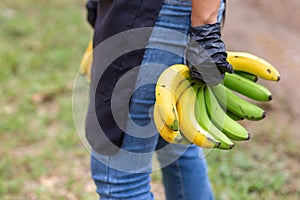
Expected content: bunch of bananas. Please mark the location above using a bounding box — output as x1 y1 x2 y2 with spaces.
154 52 280 150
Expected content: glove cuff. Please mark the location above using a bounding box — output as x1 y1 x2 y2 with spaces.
189 22 222 39
86 0 98 10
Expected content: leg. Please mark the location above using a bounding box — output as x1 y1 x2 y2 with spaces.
149 1 226 199
156 141 214 200
90 82 159 199
91 153 154 200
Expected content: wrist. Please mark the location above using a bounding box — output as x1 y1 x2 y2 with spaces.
189 22 221 40
191 14 217 27
191 0 220 27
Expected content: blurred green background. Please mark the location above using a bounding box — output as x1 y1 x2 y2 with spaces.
0 0 299 199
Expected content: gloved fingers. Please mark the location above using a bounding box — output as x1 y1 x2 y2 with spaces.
218 62 233 74
212 52 233 74
86 0 98 28
189 63 225 86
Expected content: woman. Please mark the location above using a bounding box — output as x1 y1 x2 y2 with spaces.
85 0 232 199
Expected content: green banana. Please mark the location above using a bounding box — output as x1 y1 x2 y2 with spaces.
226 110 244 121
204 86 250 141
212 84 266 121
223 73 272 102
195 86 235 150
234 71 258 82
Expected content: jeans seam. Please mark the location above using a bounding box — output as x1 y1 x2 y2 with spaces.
174 158 185 200
107 156 112 200
169 142 185 200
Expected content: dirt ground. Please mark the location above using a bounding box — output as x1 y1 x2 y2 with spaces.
224 0 300 138
152 0 300 198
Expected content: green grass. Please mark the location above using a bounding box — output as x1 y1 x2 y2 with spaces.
206 116 300 200
0 0 97 199
0 0 299 199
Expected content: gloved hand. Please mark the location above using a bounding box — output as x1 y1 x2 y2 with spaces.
86 0 98 28
185 22 233 85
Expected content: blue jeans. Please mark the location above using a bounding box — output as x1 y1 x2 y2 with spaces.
91 1 225 199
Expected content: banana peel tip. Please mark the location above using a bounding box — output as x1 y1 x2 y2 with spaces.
262 112 266 119
269 95 273 101
246 133 251 140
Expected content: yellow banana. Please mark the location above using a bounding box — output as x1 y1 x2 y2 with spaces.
227 51 280 81
155 85 179 131
174 78 198 100
176 84 220 148
155 64 191 131
79 39 93 83
153 104 184 144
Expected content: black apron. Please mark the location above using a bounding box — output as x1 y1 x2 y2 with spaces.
86 0 164 155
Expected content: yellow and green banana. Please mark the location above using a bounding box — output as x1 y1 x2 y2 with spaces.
153 51 280 150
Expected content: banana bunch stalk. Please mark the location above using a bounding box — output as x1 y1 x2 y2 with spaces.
154 52 280 150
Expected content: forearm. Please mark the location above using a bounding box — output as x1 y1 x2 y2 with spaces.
191 0 220 26
186 0 232 85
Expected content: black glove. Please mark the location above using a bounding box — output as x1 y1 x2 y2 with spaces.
185 22 233 85
86 0 98 28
